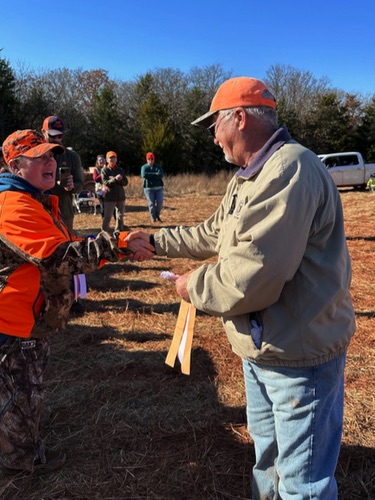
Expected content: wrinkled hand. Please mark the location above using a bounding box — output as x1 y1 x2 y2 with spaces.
175 270 195 303
125 230 156 261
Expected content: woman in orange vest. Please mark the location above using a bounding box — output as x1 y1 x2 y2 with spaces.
0 130 133 475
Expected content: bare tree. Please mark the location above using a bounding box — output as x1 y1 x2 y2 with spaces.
266 64 331 114
9 58 373 174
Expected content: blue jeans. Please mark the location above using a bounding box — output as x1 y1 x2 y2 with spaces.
242 351 346 500
144 188 163 220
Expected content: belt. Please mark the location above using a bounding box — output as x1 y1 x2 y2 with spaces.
19 339 37 349
0 334 36 349
0 337 37 365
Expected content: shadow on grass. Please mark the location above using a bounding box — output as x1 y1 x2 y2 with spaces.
0 329 253 499
0 323 373 499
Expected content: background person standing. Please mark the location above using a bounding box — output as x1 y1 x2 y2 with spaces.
101 151 128 235
93 154 106 219
42 116 84 234
141 152 164 223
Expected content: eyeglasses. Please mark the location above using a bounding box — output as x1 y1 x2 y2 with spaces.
207 112 226 138
207 110 233 138
207 121 217 138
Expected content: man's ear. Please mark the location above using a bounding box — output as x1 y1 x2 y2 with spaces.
234 107 247 131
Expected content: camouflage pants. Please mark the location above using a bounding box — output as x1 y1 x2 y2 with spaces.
0 337 50 471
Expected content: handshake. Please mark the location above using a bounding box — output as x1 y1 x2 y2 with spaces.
120 230 194 303
121 230 156 262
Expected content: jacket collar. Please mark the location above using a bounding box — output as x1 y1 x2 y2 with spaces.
237 126 291 180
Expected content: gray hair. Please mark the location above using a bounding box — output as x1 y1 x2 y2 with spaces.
219 106 278 129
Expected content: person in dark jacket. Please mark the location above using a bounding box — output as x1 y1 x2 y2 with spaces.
42 116 84 234
101 151 128 236
141 152 164 223
0 130 130 475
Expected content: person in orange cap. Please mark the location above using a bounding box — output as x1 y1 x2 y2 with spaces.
0 130 133 475
125 76 355 499
101 151 128 235
141 152 164 223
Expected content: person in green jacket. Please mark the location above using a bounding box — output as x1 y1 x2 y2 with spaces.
141 152 164 223
101 151 128 236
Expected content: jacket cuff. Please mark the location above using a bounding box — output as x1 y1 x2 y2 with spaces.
149 234 157 254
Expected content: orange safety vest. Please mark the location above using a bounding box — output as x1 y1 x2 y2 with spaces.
0 190 72 338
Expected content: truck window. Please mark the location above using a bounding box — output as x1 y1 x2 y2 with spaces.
325 158 339 168
336 155 359 166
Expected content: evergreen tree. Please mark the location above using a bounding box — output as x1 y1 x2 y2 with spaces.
135 74 182 172
0 52 17 141
87 84 125 164
358 96 375 161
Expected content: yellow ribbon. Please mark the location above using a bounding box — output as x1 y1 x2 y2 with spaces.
165 299 196 375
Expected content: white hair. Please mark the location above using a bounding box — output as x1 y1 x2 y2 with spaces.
219 106 278 129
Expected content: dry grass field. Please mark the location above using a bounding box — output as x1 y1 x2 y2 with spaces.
0 174 374 499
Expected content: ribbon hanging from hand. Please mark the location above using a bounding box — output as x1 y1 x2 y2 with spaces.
165 299 196 375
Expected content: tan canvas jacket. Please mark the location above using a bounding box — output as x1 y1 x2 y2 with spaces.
154 129 356 367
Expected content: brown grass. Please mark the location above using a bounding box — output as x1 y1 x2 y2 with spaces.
0 176 374 499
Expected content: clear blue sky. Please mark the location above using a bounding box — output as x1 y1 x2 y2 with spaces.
1 0 374 95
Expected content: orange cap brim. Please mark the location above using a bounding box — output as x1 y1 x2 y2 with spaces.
22 143 64 158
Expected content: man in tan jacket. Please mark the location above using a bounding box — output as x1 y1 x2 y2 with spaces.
126 77 355 500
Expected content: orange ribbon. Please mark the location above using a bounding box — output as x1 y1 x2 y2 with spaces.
165 299 196 375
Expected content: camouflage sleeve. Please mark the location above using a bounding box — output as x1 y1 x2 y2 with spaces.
40 231 122 276
31 232 126 335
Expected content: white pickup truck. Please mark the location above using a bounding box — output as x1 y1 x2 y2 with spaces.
318 151 375 189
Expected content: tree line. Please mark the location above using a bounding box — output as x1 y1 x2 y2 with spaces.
1 51 375 175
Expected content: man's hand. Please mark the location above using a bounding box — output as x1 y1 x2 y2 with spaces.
175 270 195 303
125 231 156 261
63 174 74 191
